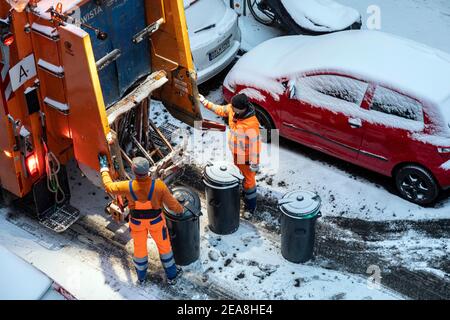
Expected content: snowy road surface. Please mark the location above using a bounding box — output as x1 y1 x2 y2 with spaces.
0 174 402 300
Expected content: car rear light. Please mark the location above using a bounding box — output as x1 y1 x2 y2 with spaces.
26 153 39 176
438 147 450 153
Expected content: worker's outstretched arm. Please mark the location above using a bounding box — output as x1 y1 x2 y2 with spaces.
98 154 130 196
158 180 184 214
101 171 130 196
199 94 230 118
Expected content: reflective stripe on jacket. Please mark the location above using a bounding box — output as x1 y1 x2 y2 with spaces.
204 100 261 164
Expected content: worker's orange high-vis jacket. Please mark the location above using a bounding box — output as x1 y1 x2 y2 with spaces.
203 100 261 166
101 171 183 213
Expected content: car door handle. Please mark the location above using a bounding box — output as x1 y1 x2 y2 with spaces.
348 118 362 128
283 122 298 129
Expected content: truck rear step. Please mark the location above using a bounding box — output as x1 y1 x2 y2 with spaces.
38 204 80 233
16 166 80 233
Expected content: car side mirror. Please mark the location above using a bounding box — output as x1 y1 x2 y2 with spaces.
288 81 296 99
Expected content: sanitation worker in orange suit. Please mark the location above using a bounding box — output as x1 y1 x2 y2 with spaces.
99 156 184 285
199 93 261 216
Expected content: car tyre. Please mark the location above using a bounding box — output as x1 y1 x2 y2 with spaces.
395 165 440 205
254 105 274 143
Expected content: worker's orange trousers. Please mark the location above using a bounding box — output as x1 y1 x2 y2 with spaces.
129 215 177 281
235 162 257 212
130 215 172 256
236 163 256 190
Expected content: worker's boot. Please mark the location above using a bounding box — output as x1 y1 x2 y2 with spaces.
243 205 257 220
243 187 257 220
137 278 147 286
167 267 183 286
243 194 257 219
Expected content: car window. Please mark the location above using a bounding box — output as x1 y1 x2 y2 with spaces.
443 98 450 132
369 86 424 122
295 75 368 108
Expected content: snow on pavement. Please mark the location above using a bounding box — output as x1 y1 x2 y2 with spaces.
191 214 402 300
238 14 284 52
0 192 402 300
219 0 284 52
340 0 450 54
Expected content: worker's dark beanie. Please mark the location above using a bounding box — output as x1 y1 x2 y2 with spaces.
132 157 150 178
231 93 249 110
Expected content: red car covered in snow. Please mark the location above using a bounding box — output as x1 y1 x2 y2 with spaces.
223 31 450 205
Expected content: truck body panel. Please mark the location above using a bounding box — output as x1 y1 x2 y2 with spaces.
0 0 202 232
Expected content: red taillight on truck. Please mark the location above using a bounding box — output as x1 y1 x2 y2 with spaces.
26 154 39 176
2 33 14 46
3 150 13 158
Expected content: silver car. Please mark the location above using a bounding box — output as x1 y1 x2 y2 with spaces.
185 0 241 84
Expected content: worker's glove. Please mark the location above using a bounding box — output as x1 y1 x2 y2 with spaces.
249 163 260 173
199 94 206 105
98 154 109 172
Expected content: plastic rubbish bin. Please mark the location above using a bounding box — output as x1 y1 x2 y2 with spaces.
203 161 243 235
278 190 322 263
164 186 202 266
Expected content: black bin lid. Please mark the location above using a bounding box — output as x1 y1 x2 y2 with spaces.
164 186 201 221
203 161 243 186
278 190 321 219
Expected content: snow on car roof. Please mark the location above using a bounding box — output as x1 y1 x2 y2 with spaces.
225 30 450 106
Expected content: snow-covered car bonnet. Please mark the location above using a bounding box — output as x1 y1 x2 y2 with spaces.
184 0 227 36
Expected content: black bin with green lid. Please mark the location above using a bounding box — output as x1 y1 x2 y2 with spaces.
278 190 322 263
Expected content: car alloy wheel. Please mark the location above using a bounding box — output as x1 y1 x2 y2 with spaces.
395 165 439 205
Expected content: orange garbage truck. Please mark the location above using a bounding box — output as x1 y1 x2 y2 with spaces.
0 0 202 232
